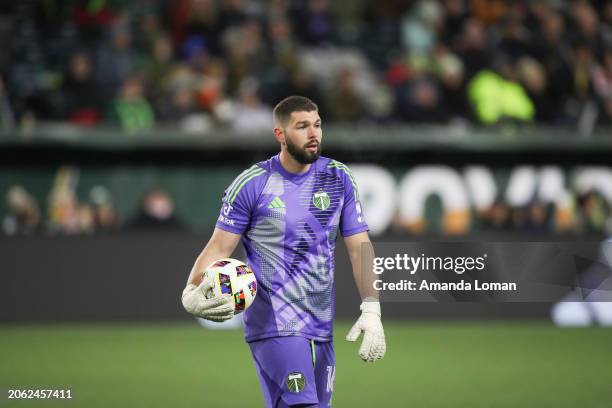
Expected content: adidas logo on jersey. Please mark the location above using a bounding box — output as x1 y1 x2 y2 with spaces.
268 196 285 209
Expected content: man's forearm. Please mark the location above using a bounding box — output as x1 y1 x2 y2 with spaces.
187 245 227 285
348 238 379 301
345 233 386 362
186 228 242 285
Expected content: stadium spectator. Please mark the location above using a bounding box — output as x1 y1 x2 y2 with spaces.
0 75 15 131
72 0 119 43
109 75 155 133
94 19 144 102
2 185 40 235
530 8 573 123
517 57 557 123
467 57 534 125
77 203 96 234
569 0 604 56
60 51 102 125
396 76 448 123
158 80 201 124
222 19 270 95
89 186 121 232
483 198 511 231
293 0 336 46
400 0 444 57
135 10 165 54
604 1 612 44
171 0 219 56
576 191 611 234
182 34 210 73
435 51 470 121
218 0 253 32
526 200 554 233
325 67 366 123
129 187 184 230
497 3 532 61
440 0 468 45
196 57 230 120
142 34 177 112
47 190 81 235
267 15 299 72
592 49 612 124
231 77 273 135
454 17 491 81
600 98 612 125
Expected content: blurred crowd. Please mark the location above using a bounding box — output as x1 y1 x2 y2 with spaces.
478 190 612 234
4 181 611 236
0 0 611 135
3 183 121 235
2 181 184 235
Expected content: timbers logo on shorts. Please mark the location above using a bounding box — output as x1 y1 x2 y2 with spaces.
286 372 306 393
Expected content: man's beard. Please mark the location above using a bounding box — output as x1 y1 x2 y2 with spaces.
286 136 321 165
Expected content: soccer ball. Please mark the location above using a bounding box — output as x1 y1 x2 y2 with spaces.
204 258 257 313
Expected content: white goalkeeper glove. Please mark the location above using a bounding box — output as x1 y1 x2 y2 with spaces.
346 300 386 362
181 275 235 322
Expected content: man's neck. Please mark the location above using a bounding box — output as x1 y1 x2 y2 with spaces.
279 150 311 174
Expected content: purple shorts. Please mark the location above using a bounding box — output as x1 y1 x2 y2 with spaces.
248 336 335 408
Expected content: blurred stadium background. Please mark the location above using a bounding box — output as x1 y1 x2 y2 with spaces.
2 0 612 406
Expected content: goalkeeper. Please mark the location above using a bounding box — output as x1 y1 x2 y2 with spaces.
181 96 385 407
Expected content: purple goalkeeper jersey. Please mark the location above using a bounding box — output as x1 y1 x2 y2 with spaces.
215 154 369 342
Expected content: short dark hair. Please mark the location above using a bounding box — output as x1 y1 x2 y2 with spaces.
273 96 318 126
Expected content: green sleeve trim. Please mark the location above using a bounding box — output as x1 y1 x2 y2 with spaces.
328 160 359 201
228 168 266 204
225 165 264 203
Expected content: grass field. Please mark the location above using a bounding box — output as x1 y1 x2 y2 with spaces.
1 321 611 408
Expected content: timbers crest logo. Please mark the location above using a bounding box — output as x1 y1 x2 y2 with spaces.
312 191 330 210
286 372 306 393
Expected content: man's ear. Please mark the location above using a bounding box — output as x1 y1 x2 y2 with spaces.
273 127 285 145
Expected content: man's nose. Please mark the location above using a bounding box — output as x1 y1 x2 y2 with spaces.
307 126 318 139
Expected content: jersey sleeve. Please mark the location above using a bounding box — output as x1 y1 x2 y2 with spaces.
337 162 369 237
215 165 266 234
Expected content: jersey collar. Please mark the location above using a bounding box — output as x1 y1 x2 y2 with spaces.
272 154 316 184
